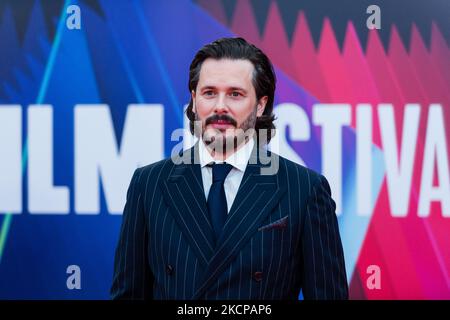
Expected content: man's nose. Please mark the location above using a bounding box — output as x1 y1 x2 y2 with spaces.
214 93 229 113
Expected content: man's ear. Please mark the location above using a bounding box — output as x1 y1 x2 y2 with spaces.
256 96 268 117
191 90 196 113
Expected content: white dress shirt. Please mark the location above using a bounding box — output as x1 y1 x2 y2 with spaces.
198 138 255 213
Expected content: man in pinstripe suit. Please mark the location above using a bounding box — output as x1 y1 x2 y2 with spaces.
111 38 348 300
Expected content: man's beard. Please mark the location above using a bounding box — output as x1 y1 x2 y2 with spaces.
196 108 257 155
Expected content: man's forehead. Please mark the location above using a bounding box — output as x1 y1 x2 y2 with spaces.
198 58 254 86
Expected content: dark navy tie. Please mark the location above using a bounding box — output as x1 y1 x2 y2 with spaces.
207 163 233 243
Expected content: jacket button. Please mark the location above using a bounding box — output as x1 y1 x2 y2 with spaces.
166 264 174 275
253 271 263 282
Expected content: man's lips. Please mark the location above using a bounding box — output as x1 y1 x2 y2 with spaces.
208 120 235 129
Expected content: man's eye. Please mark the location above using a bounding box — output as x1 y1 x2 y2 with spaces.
204 91 214 96
230 92 241 97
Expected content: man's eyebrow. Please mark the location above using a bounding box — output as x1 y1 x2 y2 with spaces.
199 85 216 91
229 87 247 93
199 85 248 93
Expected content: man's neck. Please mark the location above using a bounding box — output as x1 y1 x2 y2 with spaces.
202 136 254 162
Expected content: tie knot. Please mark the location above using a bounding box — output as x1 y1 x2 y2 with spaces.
210 163 233 183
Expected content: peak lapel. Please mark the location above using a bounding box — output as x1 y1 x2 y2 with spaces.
160 146 216 267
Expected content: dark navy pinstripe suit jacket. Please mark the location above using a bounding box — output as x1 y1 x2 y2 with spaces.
111 144 348 300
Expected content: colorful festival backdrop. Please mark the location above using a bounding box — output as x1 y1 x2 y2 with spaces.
0 0 449 299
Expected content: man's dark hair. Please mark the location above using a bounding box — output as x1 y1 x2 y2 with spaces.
186 37 276 143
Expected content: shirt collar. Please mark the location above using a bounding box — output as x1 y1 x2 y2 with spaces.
198 137 255 172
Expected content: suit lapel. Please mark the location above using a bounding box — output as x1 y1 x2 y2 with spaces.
160 145 216 267
193 146 287 299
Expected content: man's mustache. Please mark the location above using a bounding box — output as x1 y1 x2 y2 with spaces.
205 114 237 127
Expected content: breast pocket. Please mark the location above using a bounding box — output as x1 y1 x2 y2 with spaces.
258 215 288 232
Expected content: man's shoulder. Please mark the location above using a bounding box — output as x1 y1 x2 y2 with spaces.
133 148 195 181
135 156 176 178
274 152 325 189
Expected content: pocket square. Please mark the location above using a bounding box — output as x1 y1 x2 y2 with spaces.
258 215 288 231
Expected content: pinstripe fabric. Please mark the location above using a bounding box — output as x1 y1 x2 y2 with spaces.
111 144 348 300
